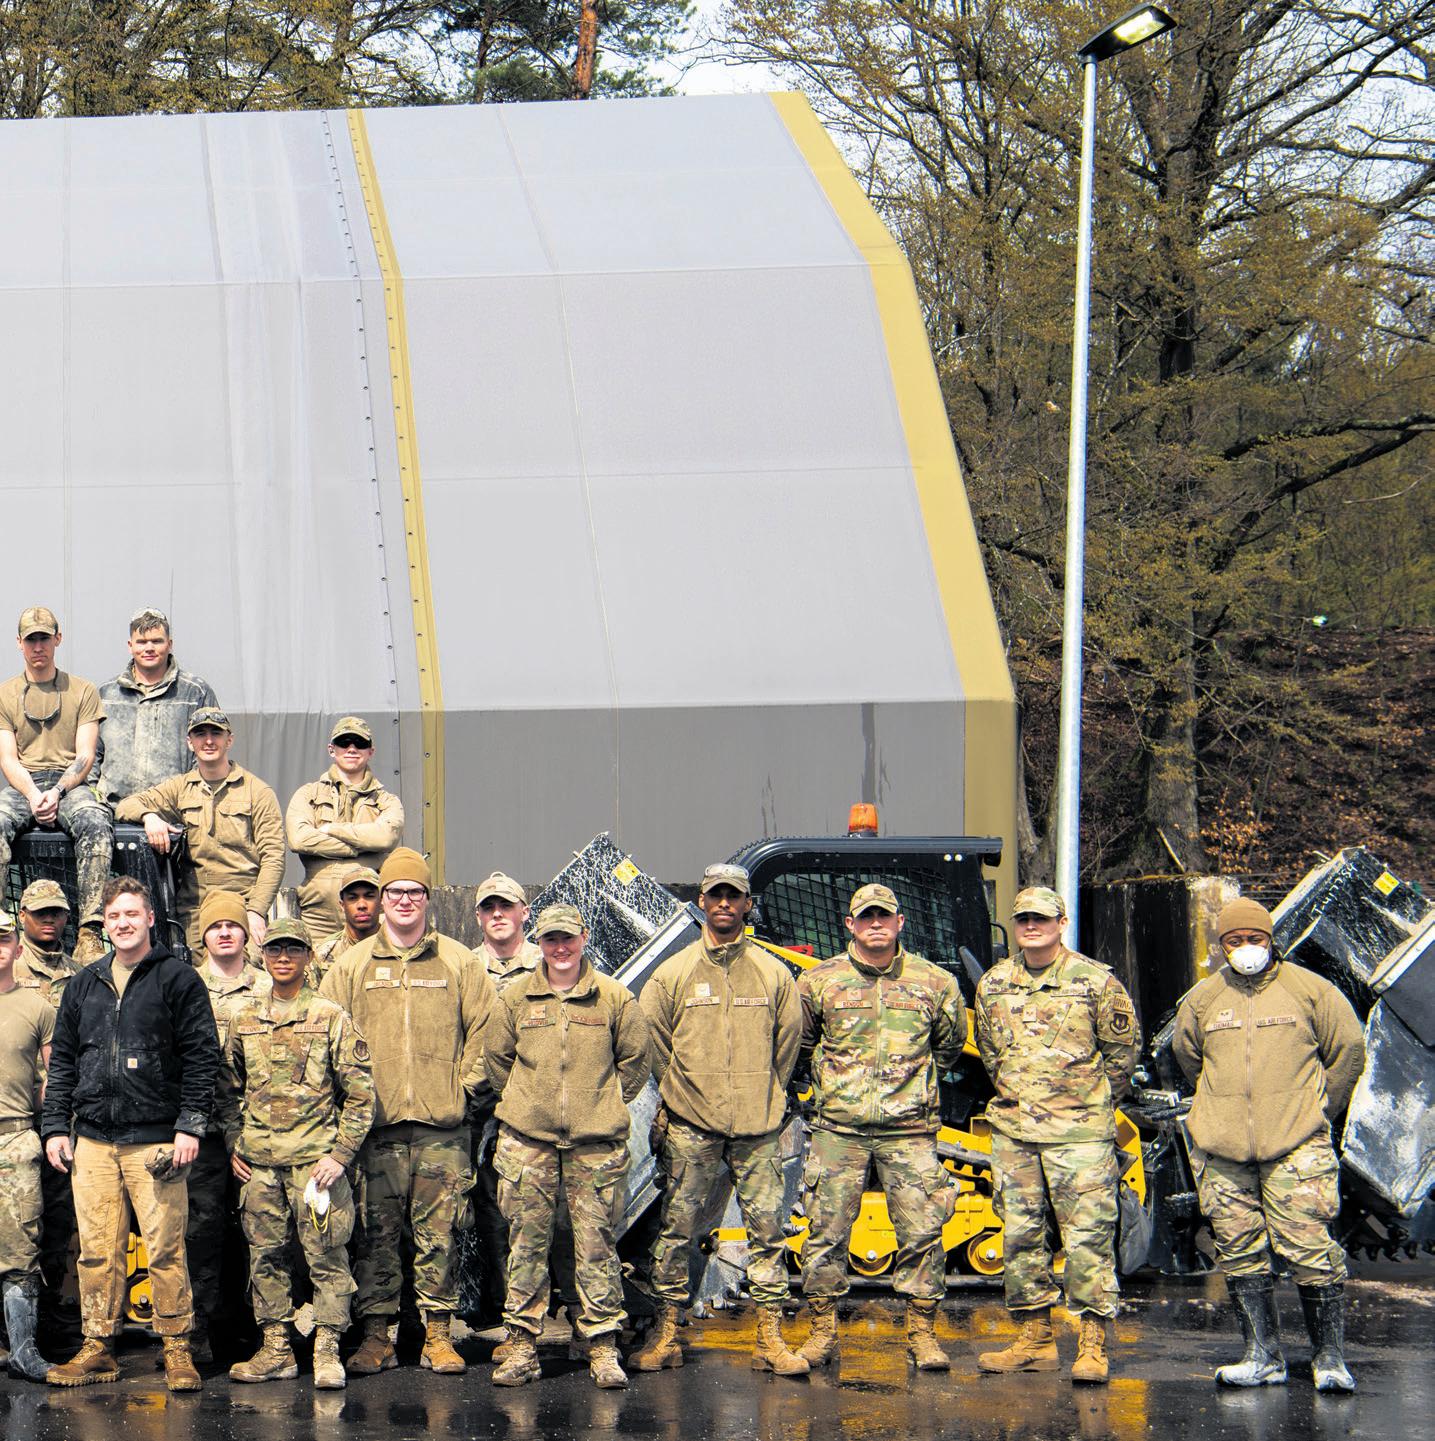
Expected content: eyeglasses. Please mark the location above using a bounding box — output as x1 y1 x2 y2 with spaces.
263 942 309 958
332 736 370 750
385 887 427 903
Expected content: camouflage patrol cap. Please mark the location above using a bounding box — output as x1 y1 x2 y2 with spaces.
262 917 313 951
1012 886 1065 919
476 872 526 906
849 883 900 916
534 903 585 938
329 716 373 745
700 863 751 896
188 706 231 733
20 878 69 913
18 606 59 637
338 864 381 896
0 909 15 935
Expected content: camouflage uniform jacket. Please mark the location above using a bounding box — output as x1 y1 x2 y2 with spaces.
216 984 375 1168
474 937 543 998
641 936 801 1137
1172 960 1364 1164
799 945 966 1136
200 959 272 1051
487 961 652 1148
975 946 1140 1144
285 768 404 905
15 937 78 1011
319 926 494 1129
309 927 371 986
96 659 217 805
115 764 287 918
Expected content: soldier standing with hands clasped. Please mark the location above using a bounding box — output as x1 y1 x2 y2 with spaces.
974 886 1140 1384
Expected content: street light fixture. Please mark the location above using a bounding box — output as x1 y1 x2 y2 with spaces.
1054 5 1176 948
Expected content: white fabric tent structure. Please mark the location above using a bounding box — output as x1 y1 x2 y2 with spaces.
0 93 1016 901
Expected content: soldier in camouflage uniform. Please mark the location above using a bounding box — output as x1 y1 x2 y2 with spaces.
1173 897 1365 1393
217 918 374 1390
485 904 651 1390
973 886 1141 1384
13 880 80 1343
320 848 494 1376
0 908 56 1380
186 890 271 1360
633 863 807 1377
796 883 966 1371
311 866 381 981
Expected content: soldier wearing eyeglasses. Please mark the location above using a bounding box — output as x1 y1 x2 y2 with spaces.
285 718 404 938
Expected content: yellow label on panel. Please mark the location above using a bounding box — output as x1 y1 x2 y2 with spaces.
612 859 640 886
1373 871 1399 896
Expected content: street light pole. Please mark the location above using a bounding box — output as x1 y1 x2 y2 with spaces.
1053 6 1175 949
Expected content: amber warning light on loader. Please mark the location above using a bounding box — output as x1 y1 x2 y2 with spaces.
848 804 879 837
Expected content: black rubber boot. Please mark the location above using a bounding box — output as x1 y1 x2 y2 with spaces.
1216 1275 1286 1387
3 1281 53 1382
1298 1283 1355 1393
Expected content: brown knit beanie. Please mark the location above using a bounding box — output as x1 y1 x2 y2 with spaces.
1216 897 1274 940
379 847 431 893
198 889 249 939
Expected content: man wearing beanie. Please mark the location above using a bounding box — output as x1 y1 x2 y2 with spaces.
974 886 1141 1384
320 847 494 1375
185 891 271 1360
1173 896 1365 1393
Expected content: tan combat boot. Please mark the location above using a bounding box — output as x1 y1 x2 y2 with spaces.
905 1298 951 1371
631 1304 684 1371
753 1304 810 1377
313 1326 346 1390
346 1316 397 1375
491 1331 541 1387
977 1306 1060 1373
229 1323 298 1383
798 1298 839 1368
589 1336 628 1389
47 1338 120 1387
1071 1315 1109 1384
162 1336 202 1391
420 1313 466 1374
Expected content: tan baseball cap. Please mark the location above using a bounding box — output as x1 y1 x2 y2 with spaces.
338 864 381 896
188 706 232 733
1012 886 1066 919
0 909 16 935
534 903 584 938
18 606 58 637
476 872 526 906
700 863 751 896
849 883 900 916
262 917 313 950
20 878 69 913
329 716 374 745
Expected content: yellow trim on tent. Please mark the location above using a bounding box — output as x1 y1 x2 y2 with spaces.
773 92 1017 917
346 108 447 883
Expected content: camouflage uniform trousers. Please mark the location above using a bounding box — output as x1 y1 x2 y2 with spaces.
0 1126 43 1283
800 1128 954 1302
0 772 113 927
652 1119 791 1307
990 1132 1120 1318
71 1138 192 1337
240 1163 357 1328
355 1123 473 1319
185 1134 249 1325
492 1125 628 1340
1190 1130 1345 1285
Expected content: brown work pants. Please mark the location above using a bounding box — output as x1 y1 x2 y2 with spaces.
71 1137 193 1337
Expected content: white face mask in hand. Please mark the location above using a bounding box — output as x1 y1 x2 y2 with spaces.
1228 944 1271 976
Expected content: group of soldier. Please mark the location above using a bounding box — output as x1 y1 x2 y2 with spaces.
0 602 1369 1398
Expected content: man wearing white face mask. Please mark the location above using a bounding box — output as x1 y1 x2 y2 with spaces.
1173 898 1364 1394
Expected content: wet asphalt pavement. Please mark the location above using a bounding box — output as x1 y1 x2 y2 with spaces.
4 1265 1429 1441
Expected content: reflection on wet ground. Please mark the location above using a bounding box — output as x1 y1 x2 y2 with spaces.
2 1267 1430 1441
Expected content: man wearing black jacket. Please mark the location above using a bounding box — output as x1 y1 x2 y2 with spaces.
40 876 219 1391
